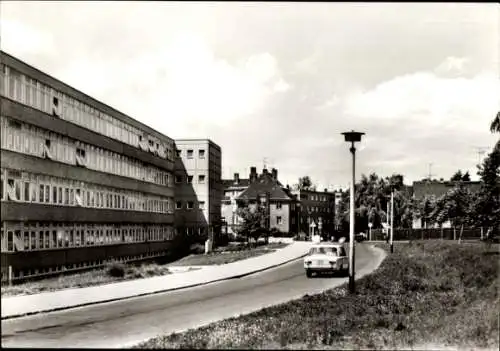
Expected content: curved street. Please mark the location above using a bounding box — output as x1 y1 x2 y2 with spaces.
1 243 383 348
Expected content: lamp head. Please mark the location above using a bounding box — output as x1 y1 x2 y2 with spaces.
341 130 365 143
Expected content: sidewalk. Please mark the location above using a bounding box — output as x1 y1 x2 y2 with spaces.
1 241 312 320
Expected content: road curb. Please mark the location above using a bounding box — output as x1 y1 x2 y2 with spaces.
1 251 309 321
125 244 387 349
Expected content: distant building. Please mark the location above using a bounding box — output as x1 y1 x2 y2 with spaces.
221 170 252 235
411 180 482 229
291 189 336 237
222 167 299 236
174 139 223 239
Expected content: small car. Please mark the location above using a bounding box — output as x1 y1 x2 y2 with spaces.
303 243 349 278
355 232 367 242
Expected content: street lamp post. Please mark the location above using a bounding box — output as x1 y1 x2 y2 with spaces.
341 130 365 294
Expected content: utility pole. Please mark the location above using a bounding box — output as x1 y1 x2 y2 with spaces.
427 163 435 180
390 190 394 253
474 147 488 166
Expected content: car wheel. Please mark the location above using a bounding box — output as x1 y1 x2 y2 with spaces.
306 269 312 278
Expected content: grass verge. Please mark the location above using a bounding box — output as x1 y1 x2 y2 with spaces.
135 241 499 350
167 242 289 267
1 242 289 298
1 262 177 298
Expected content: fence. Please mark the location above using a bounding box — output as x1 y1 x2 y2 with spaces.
370 227 486 241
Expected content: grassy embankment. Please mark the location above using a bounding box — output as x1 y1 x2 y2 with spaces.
1 242 289 298
136 241 499 350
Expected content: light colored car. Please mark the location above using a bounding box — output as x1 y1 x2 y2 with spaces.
303 243 349 278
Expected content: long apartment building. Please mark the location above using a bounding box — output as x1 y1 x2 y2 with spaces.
0 51 181 283
174 139 223 239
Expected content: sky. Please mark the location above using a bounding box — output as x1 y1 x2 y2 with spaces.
1 2 499 189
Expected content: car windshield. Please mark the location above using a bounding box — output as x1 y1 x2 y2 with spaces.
309 247 338 256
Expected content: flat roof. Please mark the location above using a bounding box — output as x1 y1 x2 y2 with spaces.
174 139 221 150
1 50 175 144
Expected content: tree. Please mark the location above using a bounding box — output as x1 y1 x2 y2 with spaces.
235 206 269 243
451 170 471 182
472 146 500 231
336 172 413 233
432 184 476 242
490 111 500 134
450 170 463 181
295 176 316 191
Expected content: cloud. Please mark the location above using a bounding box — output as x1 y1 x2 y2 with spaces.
343 67 500 134
1 2 497 187
0 19 56 56
56 33 291 138
434 56 470 77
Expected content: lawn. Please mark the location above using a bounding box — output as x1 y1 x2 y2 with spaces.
168 242 289 267
1 242 289 298
135 241 499 350
1 263 176 298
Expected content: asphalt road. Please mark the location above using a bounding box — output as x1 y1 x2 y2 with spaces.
1 243 381 349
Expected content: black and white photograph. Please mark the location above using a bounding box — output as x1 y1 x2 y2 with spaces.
1 1 499 349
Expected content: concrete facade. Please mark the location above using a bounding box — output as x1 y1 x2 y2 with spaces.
0 51 220 282
174 139 222 239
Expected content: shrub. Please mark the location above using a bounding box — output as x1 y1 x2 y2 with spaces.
294 232 308 241
215 233 230 247
190 243 206 255
107 262 126 278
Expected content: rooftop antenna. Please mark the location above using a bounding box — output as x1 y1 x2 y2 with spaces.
425 163 435 181
263 157 268 170
474 146 488 165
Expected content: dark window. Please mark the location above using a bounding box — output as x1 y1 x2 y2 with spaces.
187 150 193 158
24 183 30 202
199 150 205 158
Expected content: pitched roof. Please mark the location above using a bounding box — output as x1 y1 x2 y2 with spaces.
222 178 251 190
236 172 292 201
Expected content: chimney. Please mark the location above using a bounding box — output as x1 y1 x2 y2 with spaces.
250 167 257 182
234 173 240 184
271 168 278 180
324 188 328 193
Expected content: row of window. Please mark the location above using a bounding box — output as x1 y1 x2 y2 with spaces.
1 116 173 187
175 200 205 210
1 168 174 214
176 149 206 159
300 193 332 202
1 222 175 252
175 174 207 184
0 64 175 161
306 205 334 213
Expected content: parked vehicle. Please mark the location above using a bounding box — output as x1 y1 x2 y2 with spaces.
303 243 348 278
355 232 367 242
